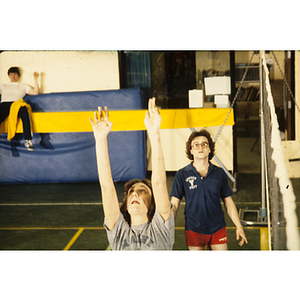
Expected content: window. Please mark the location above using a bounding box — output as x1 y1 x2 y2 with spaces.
119 51 196 108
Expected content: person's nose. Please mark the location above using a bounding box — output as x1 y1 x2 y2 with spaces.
132 190 139 197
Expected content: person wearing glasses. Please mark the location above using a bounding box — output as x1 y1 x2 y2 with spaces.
90 97 174 250
170 129 247 250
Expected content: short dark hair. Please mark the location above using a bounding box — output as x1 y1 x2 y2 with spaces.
7 67 20 76
185 129 215 161
120 178 155 225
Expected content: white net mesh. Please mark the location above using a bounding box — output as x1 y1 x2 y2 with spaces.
261 51 300 250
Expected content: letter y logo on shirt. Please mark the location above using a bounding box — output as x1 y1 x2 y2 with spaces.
185 176 197 190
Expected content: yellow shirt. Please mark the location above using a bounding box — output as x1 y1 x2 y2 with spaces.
7 99 32 140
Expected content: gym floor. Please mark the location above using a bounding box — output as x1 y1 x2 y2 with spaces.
1 137 300 251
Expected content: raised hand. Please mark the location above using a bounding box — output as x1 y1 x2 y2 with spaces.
144 97 161 135
90 106 112 139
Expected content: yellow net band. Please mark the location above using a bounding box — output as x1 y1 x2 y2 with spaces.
0 108 234 133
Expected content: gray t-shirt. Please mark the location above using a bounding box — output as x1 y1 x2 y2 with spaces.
104 207 175 250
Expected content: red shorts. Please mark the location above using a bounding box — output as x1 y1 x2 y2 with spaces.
185 227 228 247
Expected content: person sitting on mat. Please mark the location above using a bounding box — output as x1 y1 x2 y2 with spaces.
0 66 39 151
90 97 174 250
170 129 248 250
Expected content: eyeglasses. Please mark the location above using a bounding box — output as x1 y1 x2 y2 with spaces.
191 142 209 149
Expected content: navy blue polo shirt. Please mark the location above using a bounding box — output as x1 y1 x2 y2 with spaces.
170 162 232 235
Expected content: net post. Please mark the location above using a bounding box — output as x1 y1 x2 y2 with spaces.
260 51 267 215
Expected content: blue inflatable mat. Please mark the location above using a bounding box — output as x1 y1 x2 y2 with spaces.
0 88 147 185
23 88 147 112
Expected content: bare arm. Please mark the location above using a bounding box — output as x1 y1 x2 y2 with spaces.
90 106 120 230
171 196 181 220
144 97 171 221
27 72 40 95
223 196 248 246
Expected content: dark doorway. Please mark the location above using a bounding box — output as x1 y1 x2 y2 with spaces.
164 51 196 108
119 51 197 109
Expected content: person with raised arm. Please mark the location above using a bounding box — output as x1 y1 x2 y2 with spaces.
90 97 174 250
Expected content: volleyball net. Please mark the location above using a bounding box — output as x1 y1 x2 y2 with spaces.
261 51 300 250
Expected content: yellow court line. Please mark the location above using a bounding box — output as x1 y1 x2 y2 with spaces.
0 227 105 230
64 228 84 251
260 228 270 251
0 226 283 251
0 226 289 231
0 226 295 251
